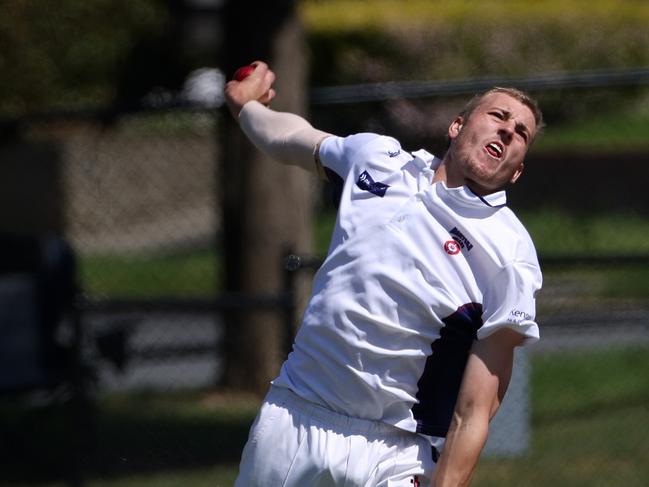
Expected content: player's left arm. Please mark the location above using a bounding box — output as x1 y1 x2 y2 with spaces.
432 327 524 487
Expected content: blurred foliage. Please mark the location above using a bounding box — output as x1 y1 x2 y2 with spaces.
301 0 649 131
0 0 167 116
301 0 649 84
3 0 649 119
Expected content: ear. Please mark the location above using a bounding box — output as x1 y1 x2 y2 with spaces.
510 162 525 184
448 116 464 140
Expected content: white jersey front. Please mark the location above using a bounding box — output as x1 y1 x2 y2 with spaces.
273 133 542 438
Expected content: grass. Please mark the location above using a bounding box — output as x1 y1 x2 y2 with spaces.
476 403 649 487
518 210 649 299
3 345 648 486
87 467 238 487
0 391 260 487
519 210 649 256
474 345 649 486
78 249 219 298
14 467 238 487
533 347 649 423
533 112 649 154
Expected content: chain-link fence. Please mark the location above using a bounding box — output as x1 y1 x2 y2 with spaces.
0 106 301 486
16 111 225 391
1 80 649 486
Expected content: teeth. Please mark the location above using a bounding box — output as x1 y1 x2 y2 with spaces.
487 143 502 157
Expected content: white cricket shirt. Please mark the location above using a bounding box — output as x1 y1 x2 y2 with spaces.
273 133 542 438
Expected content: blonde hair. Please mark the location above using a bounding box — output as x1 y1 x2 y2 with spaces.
460 87 545 137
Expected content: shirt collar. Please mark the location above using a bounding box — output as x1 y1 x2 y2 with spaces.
466 186 507 207
411 149 441 171
435 181 507 208
411 149 507 208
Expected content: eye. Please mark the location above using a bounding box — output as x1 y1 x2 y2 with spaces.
516 128 530 143
489 111 504 120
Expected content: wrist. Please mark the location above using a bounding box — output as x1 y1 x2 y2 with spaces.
237 100 262 119
225 99 244 120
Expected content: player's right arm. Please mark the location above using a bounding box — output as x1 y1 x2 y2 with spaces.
432 328 523 487
224 61 332 177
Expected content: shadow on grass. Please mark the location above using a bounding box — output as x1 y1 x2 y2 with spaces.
0 391 257 485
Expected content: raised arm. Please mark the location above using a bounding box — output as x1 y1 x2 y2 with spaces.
224 61 332 176
432 328 524 487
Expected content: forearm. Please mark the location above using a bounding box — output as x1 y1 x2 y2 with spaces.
432 328 522 486
238 100 331 174
433 409 489 486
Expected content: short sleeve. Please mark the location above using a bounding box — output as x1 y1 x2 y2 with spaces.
319 133 383 181
478 261 542 345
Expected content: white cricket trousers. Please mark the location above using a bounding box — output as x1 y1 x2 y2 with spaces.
234 386 436 486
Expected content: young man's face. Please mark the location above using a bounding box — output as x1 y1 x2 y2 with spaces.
446 92 537 196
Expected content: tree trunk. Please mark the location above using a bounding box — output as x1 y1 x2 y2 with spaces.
220 0 314 394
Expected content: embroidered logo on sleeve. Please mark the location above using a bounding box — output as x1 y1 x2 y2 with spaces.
356 170 390 197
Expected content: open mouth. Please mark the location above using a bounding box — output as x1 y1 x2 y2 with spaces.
485 142 504 160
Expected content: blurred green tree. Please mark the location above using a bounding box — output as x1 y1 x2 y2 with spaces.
0 0 166 116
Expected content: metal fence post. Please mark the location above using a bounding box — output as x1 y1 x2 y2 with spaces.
282 251 301 358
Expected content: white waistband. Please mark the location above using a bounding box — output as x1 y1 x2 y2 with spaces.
267 386 410 437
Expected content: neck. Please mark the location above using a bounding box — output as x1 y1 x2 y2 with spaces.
434 155 492 196
432 162 448 185
434 153 464 189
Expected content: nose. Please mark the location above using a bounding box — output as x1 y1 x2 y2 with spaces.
498 121 515 144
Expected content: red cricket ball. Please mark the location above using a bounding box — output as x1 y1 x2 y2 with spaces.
233 64 256 81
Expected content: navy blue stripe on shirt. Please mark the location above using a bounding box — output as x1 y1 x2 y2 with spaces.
467 187 506 208
412 302 483 437
324 167 344 208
